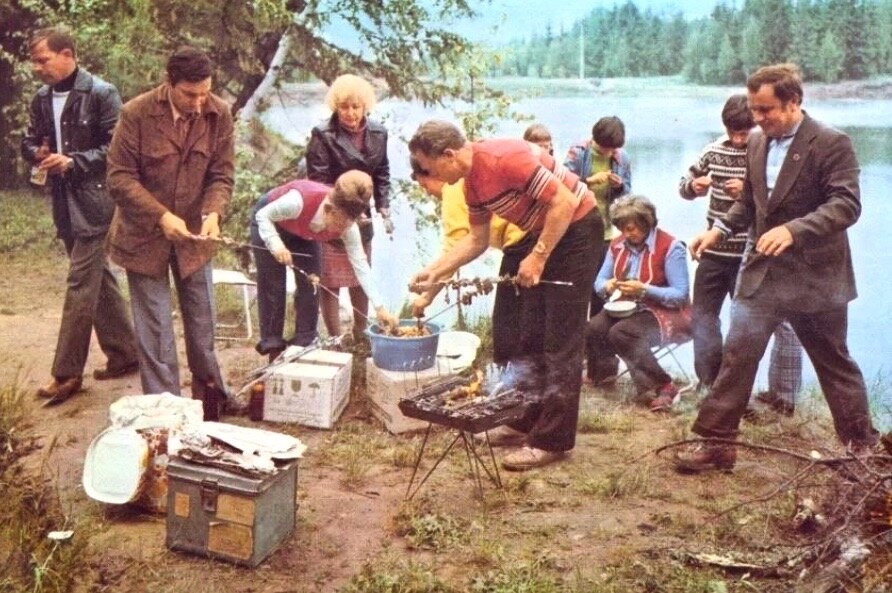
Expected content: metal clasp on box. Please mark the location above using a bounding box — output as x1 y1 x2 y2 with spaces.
200 478 219 513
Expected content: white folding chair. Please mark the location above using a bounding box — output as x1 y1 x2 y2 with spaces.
652 337 695 394
613 335 695 396
211 269 256 340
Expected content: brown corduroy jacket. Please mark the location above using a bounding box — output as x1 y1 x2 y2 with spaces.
106 84 234 279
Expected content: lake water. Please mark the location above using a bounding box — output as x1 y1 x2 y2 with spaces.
265 89 892 427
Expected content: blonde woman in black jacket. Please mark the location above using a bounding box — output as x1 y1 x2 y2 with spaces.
306 74 392 343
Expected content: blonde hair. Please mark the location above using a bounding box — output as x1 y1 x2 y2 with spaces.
325 74 377 113
330 170 373 218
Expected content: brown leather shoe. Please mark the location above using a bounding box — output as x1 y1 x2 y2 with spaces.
37 376 84 406
502 446 567 471
674 443 737 474
93 361 139 380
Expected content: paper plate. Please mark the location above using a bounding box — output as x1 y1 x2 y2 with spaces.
82 427 149 504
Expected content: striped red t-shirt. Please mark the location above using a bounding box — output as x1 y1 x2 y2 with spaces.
465 139 595 232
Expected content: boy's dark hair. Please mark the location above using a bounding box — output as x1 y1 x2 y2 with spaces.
30 27 77 57
721 94 755 131
166 46 213 86
591 116 625 149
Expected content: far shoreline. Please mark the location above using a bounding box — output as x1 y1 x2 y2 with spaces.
274 75 892 106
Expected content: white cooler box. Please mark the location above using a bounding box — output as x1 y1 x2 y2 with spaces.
365 358 460 434
263 350 352 429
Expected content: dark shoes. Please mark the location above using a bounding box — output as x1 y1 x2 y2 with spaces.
674 443 737 474
37 376 84 406
192 380 226 421
502 446 567 471
754 391 795 417
93 361 139 381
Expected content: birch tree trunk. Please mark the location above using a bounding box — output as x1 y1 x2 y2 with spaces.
237 26 293 124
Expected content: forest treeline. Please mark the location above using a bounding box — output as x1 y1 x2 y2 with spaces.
498 0 892 84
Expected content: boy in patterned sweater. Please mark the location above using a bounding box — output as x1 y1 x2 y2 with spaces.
680 95 802 413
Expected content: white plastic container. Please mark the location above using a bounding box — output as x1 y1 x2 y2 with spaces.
82 427 150 504
436 331 481 372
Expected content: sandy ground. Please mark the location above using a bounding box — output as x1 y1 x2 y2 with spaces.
0 252 417 592
2 248 854 592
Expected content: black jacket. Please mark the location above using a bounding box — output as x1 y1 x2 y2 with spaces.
22 68 121 239
306 115 391 242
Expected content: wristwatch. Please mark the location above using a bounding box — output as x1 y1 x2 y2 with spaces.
533 240 549 257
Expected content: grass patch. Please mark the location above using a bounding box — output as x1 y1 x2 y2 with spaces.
577 408 634 435
340 557 456 593
0 377 97 592
401 512 470 551
0 189 57 255
313 420 419 486
595 559 746 593
468 555 568 593
572 466 654 499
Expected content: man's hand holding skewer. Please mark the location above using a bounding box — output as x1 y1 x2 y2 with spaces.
412 293 432 318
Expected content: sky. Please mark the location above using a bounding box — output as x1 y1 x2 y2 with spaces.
464 0 728 43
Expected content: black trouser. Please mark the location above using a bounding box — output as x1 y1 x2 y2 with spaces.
588 238 612 319
492 234 535 364
693 298 877 447
585 309 670 394
509 210 605 452
250 204 321 354
691 253 740 386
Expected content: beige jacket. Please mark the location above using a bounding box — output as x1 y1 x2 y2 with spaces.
106 84 234 278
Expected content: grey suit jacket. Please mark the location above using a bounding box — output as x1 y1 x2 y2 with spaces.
725 113 860 312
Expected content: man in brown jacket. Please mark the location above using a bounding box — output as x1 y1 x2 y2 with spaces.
106 46 234 419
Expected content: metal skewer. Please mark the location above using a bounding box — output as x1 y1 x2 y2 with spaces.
190 234 313 257
422 275 573 287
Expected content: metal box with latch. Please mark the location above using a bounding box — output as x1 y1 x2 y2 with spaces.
165 456 297 566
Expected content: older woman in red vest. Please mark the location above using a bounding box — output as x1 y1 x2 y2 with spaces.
585 195 691 411
250 170 397 361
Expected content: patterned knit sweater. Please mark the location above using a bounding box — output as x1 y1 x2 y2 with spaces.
678 136 748 258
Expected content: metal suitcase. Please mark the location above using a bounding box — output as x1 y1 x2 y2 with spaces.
165 456 297 566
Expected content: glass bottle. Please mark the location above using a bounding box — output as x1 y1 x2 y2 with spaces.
248 381 265 421
29 136 51 186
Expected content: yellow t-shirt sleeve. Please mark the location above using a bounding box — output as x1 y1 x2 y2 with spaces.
440 181 471 253
441 179 526 252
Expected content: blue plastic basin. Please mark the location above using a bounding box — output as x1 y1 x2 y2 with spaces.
366 320 441 372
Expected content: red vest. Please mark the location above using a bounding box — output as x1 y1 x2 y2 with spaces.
609 228 691 344
266 180 341 242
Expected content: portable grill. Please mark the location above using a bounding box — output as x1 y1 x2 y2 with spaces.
398 367 535 499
